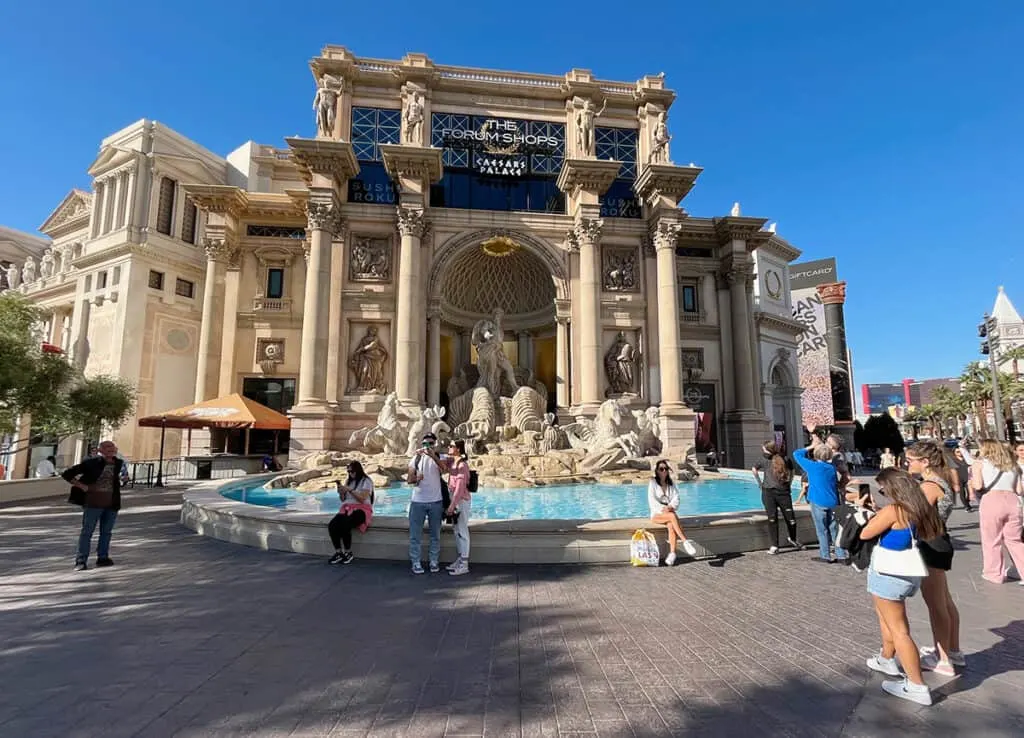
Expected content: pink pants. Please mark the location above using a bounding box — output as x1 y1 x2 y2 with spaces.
979 490 1024 583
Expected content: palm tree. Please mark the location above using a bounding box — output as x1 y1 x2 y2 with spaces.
930 385 969 438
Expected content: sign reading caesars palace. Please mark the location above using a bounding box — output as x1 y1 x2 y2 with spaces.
0 46 851 472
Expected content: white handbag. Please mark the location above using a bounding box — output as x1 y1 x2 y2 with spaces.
872 533 929 578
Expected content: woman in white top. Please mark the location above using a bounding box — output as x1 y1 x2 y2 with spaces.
968 440 1024 584
327 461 375 565
648 460 698 566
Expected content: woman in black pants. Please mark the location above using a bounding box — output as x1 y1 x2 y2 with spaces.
327 461 375 565
752 442 802 554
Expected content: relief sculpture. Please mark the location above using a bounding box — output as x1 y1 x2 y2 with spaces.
602 249 638 292
348 326 389 393
349 237 391 282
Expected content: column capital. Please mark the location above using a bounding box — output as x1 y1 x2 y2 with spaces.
201 236 240 267
396 206 428 238
720 261 755 288
816 281 847 305
306 199 345 235
650 219 683 252
571 216 604 246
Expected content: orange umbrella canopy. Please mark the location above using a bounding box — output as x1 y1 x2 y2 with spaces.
138 394 291 430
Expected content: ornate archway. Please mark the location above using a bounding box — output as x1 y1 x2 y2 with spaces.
763 348 803 452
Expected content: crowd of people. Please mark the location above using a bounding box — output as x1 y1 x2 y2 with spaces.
754 429 1024 707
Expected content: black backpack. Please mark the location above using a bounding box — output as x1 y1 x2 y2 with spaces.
467 469 478 493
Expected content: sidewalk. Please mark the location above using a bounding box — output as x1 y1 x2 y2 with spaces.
1 490 1022 737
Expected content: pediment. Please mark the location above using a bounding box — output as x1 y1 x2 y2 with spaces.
39 189 92 235
87 146 137 176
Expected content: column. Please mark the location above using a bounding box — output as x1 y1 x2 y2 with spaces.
727 265 756 410
555 314 570 408
90 181 103 238
103 177 116 233
574 217 604 410
71 298 92 370
195 240 232 402
394 207 426 405
297 198 342 406
427 309 441 407
217 264 241 396
124 168 137 234
817 281 855 428
325 234 345 406
517 331 531 371
113 172 126 230
653 220 684 407
458 330 471 370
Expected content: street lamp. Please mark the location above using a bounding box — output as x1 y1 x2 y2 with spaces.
978 313 1006 441
154 417 167 487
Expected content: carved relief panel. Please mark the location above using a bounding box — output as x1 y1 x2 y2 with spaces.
602 247 639 293
348 236 393 283
256 338 285 374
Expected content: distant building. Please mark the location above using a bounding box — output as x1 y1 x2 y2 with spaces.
990 287 1024 374
861 377 960 415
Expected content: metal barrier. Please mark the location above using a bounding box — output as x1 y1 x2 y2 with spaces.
126 457 187 487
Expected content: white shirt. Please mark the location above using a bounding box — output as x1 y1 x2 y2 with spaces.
35 459 56 478
409 453 443 503
647 480 680 518
981 460 1019 493
342 476 375 506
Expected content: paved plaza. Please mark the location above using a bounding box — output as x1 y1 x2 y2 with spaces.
2 489 1023 738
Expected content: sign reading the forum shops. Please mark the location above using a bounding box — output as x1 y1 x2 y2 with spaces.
432 114 564 177
789 258 838 427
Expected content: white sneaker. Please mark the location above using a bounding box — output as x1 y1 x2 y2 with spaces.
682 540 698 557
921 646 965 668
881 677 932 706
446 557 462 572
866 653 901 677
787 538 804 551
664 551 677 566
449 562 469 576
767 546 779 555
919 651 956 677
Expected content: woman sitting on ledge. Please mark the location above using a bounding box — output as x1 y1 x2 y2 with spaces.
327 461 375 566
648 460 698 566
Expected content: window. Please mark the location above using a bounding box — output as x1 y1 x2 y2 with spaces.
156 177 176 235
84 274 92 292
242 377 296 414
112 266 121 286
181 202 197 244
97 271 108 289
596 127 641 219
681 284 699 314
246 224 305 239
148 270 165 290
174 278 194 298
266 268 284 299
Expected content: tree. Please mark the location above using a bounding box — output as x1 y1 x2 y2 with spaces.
853 419 865 452
863 413 904 456
0 292 136 451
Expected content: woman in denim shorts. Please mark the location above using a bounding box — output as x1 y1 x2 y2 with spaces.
858 470 944 707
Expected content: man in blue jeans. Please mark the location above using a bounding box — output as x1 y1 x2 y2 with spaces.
407 432 444 574
62 441 125 571
793 429 848 564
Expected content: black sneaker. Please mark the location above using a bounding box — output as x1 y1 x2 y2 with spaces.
328 552 345 565
341 552 355 565
96 558 114 567
74 562 88 571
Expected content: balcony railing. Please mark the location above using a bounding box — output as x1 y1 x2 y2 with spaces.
680 310 706 325
252 297 292 312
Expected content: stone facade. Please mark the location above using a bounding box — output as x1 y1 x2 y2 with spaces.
2 47 809 469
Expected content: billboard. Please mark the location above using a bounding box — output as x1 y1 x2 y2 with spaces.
790 258 838 427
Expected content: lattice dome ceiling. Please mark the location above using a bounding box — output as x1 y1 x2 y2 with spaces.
441 242 556 318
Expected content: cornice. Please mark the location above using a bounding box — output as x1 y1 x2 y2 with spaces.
634 164 702 207
713 216 771 249
379 144 444 184
71 243 205 278
556 158 621 197
285 137 360 185
183 185 248 218
755 310 804 335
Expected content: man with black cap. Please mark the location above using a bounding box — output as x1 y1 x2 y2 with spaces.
407 432 444 574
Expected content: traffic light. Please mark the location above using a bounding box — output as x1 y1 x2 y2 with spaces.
980 340 990 355
978 321 988 338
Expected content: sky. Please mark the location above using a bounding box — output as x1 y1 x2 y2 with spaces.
1 1 1022 401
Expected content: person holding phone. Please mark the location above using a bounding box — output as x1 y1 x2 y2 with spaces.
408 432 444 574
648 460 698 566
327 461 374 565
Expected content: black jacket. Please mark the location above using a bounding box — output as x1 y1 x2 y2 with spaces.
62 456 124 510
833 504 877 572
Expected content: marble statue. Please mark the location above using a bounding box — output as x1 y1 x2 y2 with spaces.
39 250 55 279
6 263 20 290
633 406 662 456
348 391 406 455
573 97 606 157
402 87 425 145
349 238 390 281
313 74 344 138
603 251 636 292
649 111 670 164
563 399 641 473
541 413 569 453
454 387 497 442
472 311 518 398
347 326 389 393
604 331 636 396
406 405 450 456
21 257 36 285
730 202 741 217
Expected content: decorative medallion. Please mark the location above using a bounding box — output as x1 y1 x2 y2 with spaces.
764 269 783 300
481 235 521 258
256 338 285 374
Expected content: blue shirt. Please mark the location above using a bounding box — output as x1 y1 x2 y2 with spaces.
793 448 840 508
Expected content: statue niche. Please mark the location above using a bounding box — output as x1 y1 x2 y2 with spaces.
347 325 389 393
604 331 638 396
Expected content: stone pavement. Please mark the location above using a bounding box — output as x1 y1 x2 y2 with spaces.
1 489 1023 738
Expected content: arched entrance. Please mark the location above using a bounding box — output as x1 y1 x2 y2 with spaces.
763 350 802 453
428 231 569 411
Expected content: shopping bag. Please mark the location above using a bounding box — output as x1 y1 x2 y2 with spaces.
630 528 661 567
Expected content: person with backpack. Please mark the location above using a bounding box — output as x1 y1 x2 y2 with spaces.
327 461 375 565
752 441 802 554
443 439 474 576
408 432 445 574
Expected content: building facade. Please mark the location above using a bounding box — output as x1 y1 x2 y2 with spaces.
2 47 811 471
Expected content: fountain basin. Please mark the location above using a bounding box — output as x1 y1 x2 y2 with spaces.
181 475 818 564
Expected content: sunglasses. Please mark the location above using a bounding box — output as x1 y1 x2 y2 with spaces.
656 466 669 472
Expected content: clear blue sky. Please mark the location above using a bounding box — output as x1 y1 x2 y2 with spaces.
2 1 1022 397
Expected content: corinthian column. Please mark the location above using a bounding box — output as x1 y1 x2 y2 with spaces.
297 197 343 406
394 207 427 405
426 306 441 407
555 300 571 410
726 264 756 410
817 281 854 433
653 220 684 407
574 216 604 411
195 238 236 401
